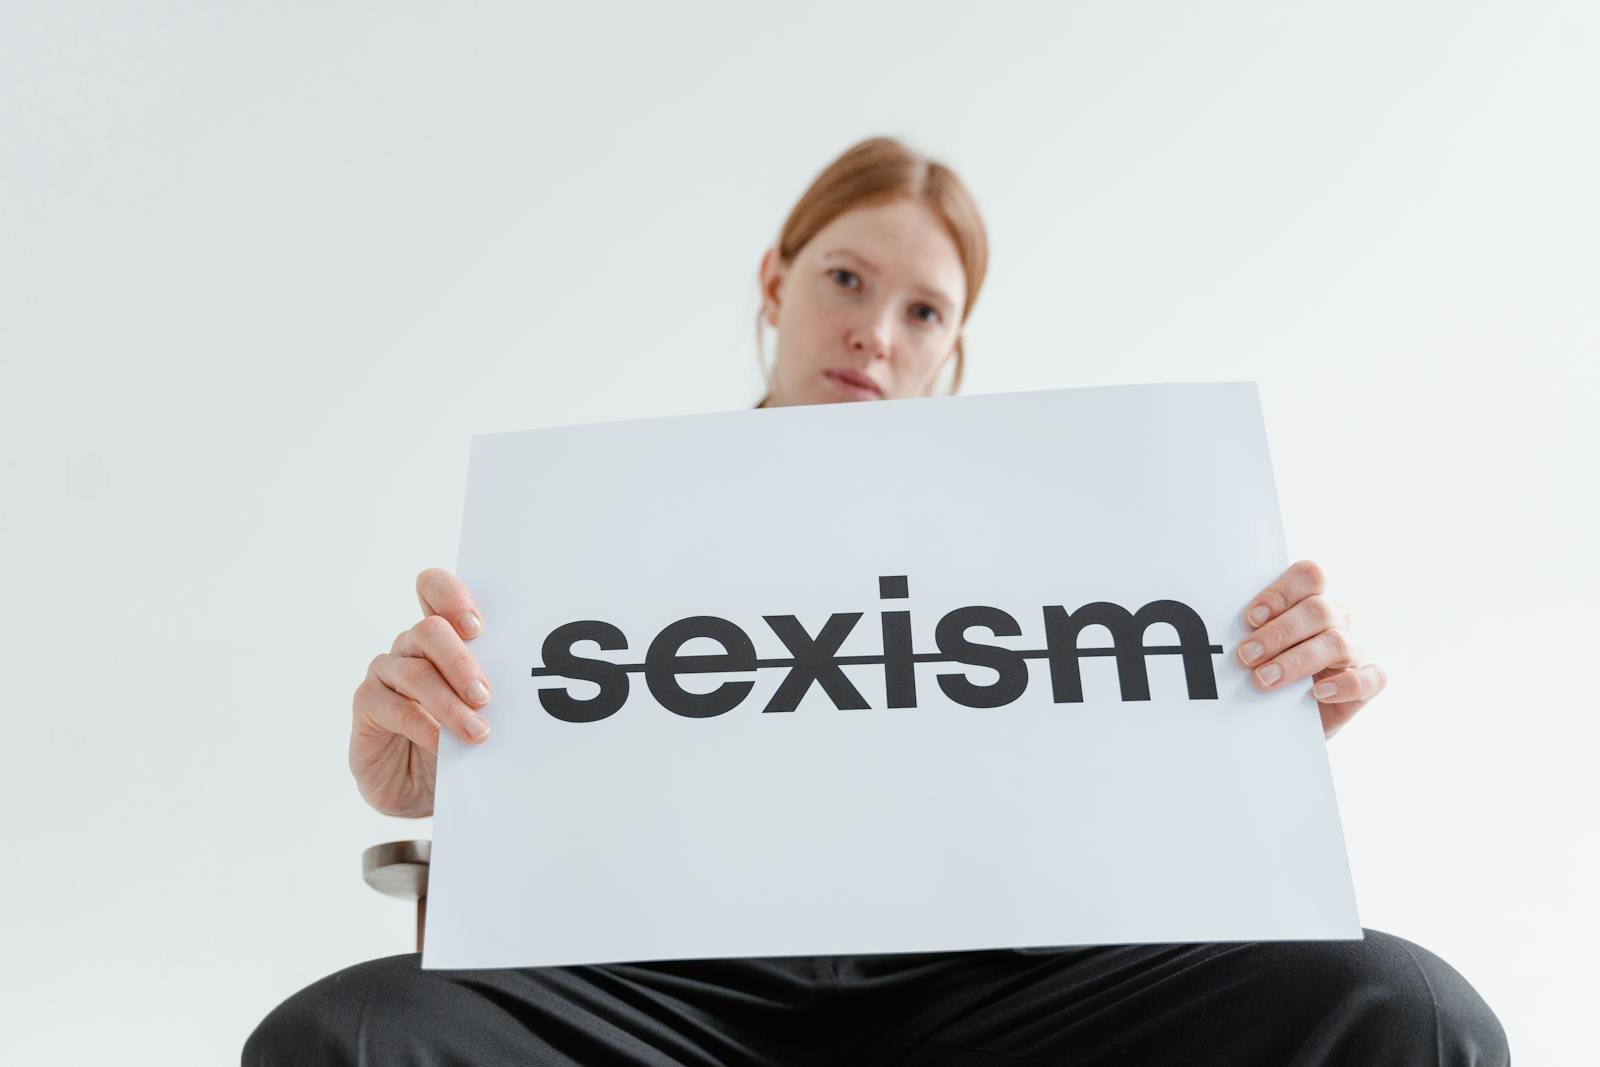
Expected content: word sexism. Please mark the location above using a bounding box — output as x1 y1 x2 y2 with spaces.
528 576 1226 723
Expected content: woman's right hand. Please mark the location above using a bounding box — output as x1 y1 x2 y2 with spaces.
349 567 494 817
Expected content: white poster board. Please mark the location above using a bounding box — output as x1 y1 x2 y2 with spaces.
423 382 1360 970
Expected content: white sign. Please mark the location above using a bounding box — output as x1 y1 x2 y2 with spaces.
423 382 1361 970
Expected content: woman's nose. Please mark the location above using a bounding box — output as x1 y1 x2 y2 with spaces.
848 309 894 360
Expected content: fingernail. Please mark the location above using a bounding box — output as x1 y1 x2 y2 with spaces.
461 613 482 638
1240 641 1264 664
465 713 491 740
1257 663 1282 685
467 680 491 705
1314 681 1338 699
1248 605 1269 625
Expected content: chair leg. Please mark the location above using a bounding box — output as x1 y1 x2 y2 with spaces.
416 895 427 954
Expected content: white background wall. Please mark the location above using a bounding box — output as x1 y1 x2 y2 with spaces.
3 2 1594 1062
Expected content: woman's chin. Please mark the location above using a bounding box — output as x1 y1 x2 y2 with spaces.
768 384 887 408
815 369 891 403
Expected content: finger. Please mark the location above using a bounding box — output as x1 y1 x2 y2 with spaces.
1311 664 1387 704
1315 665 1386 738
1237 594 1340 669
371 651 492 744
416 567 483 640
393 614 492 710
355 676 443 754
1243 559 1327 627
1247 626 1362 691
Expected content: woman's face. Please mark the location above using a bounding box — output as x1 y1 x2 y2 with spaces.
758 196 967 406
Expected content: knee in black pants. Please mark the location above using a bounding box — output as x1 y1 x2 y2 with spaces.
1249 928 1509 1065
243 953 428 1066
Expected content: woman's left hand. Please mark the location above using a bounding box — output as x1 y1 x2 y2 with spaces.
1235 559 1387 739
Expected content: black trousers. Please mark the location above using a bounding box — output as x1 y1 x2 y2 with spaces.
244 927 1509 1065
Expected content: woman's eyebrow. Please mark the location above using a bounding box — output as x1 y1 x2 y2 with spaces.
824 247 880 272
824 248 956 310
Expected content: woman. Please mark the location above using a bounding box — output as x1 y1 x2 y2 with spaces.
246 137 1508 1065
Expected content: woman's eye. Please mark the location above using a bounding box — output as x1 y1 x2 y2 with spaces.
913 304 942 325
829 268 859 289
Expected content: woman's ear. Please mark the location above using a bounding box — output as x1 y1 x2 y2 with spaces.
758 247 785 328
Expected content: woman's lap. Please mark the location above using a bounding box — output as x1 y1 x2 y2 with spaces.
243 927 1509 1066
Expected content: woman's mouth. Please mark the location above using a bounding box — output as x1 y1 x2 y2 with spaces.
823 368 884 399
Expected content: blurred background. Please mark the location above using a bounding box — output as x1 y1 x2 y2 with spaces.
2 1 1594 1062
